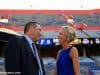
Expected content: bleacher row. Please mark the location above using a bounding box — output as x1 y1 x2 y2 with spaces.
0 13 100 26
41 30 100 38
79 57 100 75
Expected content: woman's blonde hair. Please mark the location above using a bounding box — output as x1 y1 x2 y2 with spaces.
62 25 77 43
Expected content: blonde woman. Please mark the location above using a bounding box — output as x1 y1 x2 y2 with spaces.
56 26 80 75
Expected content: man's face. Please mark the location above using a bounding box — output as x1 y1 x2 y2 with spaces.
31 24 42 41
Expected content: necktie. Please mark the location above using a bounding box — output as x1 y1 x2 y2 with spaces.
32 43 43 75
32 43 37 57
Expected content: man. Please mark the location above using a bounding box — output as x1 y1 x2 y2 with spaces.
5 22 45 75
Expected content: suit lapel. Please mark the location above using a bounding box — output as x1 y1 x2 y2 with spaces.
22 36 45 75
21 36 37 59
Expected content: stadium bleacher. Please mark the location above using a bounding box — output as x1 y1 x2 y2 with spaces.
0 13 100 26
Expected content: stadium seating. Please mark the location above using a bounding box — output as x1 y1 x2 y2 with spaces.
0 13 100 26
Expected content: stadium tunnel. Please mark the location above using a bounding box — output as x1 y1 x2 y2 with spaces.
0 28 21 58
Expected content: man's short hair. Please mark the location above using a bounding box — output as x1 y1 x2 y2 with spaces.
24 21 40 33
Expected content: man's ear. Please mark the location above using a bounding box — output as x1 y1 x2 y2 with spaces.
29 26 33 32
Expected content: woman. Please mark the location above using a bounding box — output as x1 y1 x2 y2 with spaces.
56 26 80 75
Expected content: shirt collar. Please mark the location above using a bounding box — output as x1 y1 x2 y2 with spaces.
24 35 34 45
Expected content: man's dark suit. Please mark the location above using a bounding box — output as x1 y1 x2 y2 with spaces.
4 36 45 75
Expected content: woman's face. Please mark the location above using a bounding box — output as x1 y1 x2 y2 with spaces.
58 28 68 45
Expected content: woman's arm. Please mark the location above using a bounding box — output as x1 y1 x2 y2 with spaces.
70 47 80 75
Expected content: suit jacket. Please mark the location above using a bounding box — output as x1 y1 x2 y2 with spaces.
4 36 45 75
